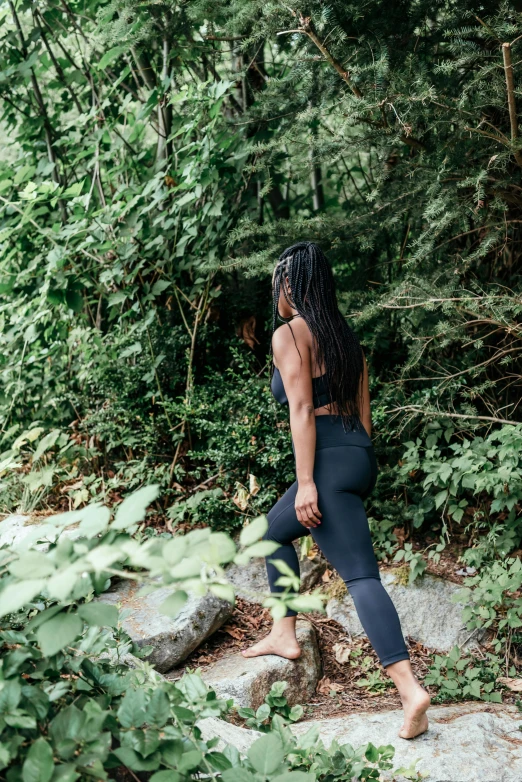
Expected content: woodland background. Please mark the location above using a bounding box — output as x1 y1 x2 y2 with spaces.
2 0 522 567
1 0 522 779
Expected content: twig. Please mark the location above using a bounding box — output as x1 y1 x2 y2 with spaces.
385 405 521 426
502 42 522 167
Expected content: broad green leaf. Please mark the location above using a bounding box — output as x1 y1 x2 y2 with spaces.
97 46 128 70
209 583 235 603
117 688 147 729
112 485 160 530
222 770 256 782
22 738 54 782
158 590 188 618
78 602 118 627
33 429 60 462
152 280 170 295
239 515 268 547
145 688 170 728
0 580 45 618
36 613 82 656
9 552 55 579
151 772 181 782
247 733 284 775
0 680 22 713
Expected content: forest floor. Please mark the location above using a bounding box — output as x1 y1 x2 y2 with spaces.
170 538 522 719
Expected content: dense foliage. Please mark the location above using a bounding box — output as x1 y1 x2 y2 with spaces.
2 0 522 774
0 490 423 781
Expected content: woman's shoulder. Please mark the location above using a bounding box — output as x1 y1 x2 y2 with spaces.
272 318 311 347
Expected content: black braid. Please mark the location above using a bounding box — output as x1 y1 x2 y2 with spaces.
270 241 364 431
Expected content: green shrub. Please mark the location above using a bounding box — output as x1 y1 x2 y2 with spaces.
424 645 503 704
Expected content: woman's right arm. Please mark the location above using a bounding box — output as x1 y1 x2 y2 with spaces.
358 351 372 438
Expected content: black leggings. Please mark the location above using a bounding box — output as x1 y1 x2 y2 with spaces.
264 415 410 668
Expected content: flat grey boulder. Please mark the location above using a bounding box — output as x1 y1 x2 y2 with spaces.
200 619 321 709
0 514 82 550
226 545 325 603
0 514 41 548
96 581 233 673
197 717 261 754
291 702 522 782
327 570 487 653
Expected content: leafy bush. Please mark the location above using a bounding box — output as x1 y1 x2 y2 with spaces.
0 425 95 514
394 421 522 578
424 645 503 704
0 486 413 781
167 348 295 533
451 557 522 656
238 681 304 732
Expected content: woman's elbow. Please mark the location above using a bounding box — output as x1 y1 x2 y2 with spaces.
290 400 315 420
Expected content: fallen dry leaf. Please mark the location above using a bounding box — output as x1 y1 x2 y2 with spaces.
233 486 249 511
316 676 345 695
332 642 351 664
249 473 261 496
223 627 244 641
497 676 522 691
322 569 332 583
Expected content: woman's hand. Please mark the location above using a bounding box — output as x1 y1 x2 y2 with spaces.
295 481 322 528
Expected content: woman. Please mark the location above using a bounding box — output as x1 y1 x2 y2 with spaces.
242 241 431 740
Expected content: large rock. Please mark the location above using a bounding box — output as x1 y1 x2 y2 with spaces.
226 545 326 604
197 717 261 754
0 514 43 548
200 619 321 709
0 514 82 550
291 702 522 782
96 581 233 673
327 570 487 653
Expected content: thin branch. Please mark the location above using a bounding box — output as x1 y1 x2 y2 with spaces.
385 405 520 427
502 42 522 167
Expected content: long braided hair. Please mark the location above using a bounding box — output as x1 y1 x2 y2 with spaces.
271 241 364 430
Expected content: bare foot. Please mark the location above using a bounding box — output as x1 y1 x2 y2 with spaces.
398 685 431 739
241 633 301 660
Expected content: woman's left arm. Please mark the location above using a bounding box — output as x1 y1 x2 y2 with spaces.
272 324 322 529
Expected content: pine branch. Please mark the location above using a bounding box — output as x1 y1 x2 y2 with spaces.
278 10 425 150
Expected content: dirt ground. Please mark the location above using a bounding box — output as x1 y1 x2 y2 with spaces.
168 540 522 719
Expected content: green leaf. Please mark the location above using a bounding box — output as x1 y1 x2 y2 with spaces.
22 738 54 782
222 770 257 782
112 747 160 771
434 490 448 510
158 590 188 618
0 580 45 619
206 752 233 771
272 773 315 782
36 613 82 656
247 733 284 775
97 46 128 70
364 742 379 762
112 485 160 530
0 680 22 713
151 280 171 295
177 749 202 773
209 583 235 603
145 688 170 728
9 552 55 579
117 688 147 729
33 430 61 462
78 602 118 627
239 515 268 547
151 772 180 782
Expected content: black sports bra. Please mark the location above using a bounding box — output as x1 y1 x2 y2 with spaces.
271 366 335 409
